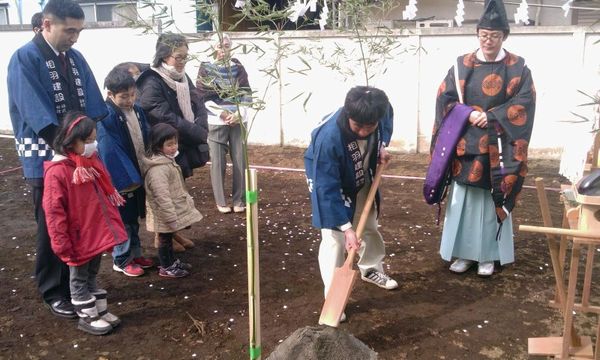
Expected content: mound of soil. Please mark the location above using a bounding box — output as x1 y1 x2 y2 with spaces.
267 326 377 360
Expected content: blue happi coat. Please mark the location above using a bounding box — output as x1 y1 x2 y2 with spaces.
304 106 393 229
7 40 105 179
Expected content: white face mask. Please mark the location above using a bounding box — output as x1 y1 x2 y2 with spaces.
165 150 179 160
82 140 97 158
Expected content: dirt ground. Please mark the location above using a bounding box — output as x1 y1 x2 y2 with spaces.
0 136 597 359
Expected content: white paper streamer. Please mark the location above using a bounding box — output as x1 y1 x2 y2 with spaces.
514 0 530 25
454 0 465 26
562 0 574 17
288 0 310 22
402 0 418 21
318 2 329 30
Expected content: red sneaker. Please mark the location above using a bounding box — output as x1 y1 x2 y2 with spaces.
112 263 144 277
132 257 154 269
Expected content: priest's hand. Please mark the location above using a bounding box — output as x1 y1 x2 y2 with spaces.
469 111 488 128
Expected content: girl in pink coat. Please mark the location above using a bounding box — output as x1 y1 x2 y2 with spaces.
43 112 127 335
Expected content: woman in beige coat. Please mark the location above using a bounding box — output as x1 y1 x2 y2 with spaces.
144 123 203 278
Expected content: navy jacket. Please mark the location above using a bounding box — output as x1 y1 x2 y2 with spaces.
97 101 149 222
304 106 393 229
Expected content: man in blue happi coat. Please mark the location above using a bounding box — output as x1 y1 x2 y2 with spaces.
7 0 106 318
305 86 398 321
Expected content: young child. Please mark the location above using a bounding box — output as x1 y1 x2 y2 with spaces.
43 112 127 335
97 66 156 277
144 123 203 278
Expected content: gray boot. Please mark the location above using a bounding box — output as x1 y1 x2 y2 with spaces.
72 296 112 335
91 289 121 327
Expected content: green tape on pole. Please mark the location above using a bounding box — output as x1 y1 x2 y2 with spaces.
249 346 262 359
246 190 258 204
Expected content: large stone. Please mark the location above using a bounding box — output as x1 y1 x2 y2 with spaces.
267 326 377 360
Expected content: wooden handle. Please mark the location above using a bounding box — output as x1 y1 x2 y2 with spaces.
519 225 600 239
344 162 387 267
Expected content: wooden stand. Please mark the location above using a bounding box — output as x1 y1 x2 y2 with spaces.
521 178 600 359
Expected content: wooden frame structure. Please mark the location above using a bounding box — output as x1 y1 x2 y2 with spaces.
520 178 600 359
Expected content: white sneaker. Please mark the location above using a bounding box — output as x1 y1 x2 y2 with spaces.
477 261 495 277
217 205 232 214
233 206 246 213
361 270 398 290
449 259 474 273
340 312 347 323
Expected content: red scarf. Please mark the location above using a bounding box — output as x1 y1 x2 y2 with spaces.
67 152 125 207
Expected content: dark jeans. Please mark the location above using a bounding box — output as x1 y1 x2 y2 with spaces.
29 178 70 303
157 232 174 268
112 222 141 268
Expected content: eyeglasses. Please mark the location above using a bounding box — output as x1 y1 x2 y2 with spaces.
169 55 191 63
478 33 503 41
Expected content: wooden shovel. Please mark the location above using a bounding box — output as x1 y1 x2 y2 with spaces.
318 162 387 327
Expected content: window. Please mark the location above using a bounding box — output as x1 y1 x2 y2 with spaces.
0 5 8 25
77 1 137 23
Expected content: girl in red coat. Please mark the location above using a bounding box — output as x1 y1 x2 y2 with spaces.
43 112 128 335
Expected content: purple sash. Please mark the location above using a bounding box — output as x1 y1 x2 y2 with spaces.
424 103 472 205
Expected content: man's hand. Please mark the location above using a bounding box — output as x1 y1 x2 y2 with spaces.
225 112 241 126
344 228 360 252
378 145 391 166
220 110 231 121
469 111 488 128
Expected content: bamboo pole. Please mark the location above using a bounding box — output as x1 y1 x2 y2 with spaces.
246 169 261 360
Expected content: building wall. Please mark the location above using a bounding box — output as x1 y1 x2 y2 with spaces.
1 26 599 158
